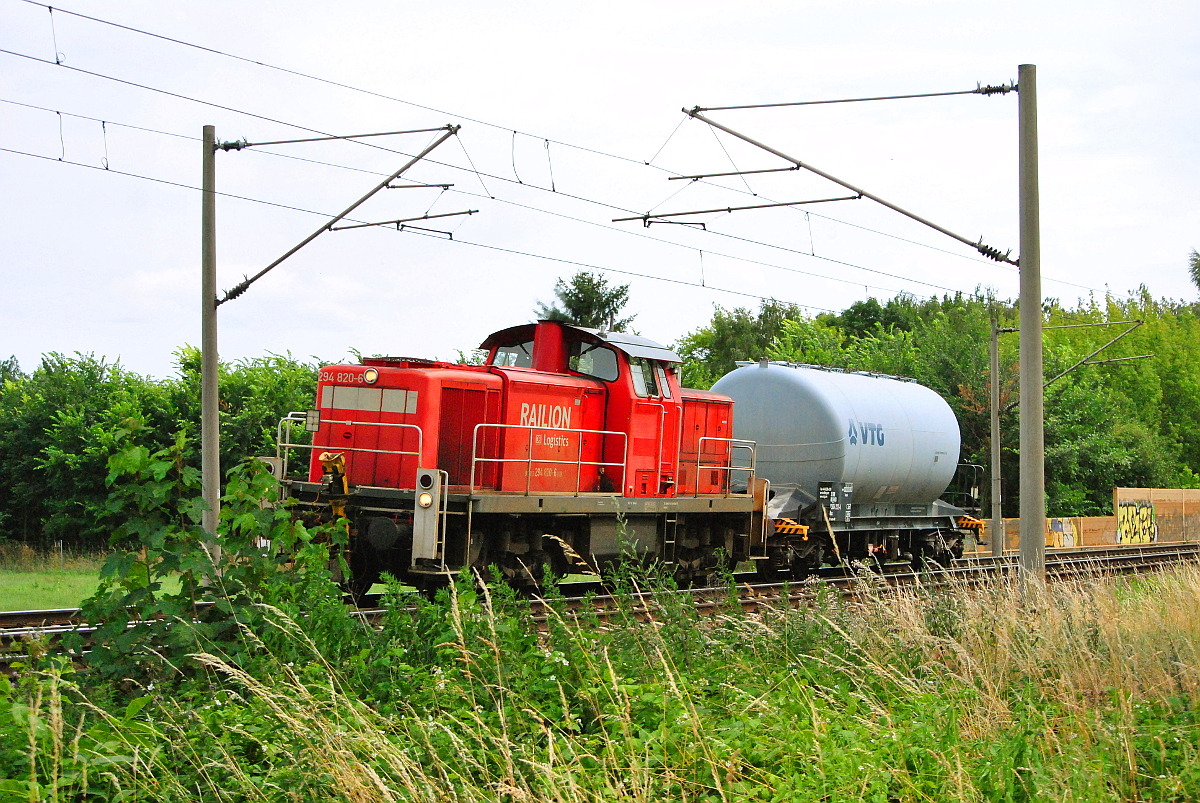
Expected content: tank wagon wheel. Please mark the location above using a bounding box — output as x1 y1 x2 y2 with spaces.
791 544 826 581
909 530 958 572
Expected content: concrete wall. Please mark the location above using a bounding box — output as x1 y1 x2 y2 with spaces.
968 487 1200 553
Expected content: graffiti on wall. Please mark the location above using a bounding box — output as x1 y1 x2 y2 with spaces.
1117 502 1158 544
1047 518 1077 548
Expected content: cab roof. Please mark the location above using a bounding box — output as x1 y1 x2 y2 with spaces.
479 321 683 364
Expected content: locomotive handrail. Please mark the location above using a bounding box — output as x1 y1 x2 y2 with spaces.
469 423 628 496
276 412 424 481
692 437 757 496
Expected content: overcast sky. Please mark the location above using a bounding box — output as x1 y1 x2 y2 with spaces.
2 0 1197 379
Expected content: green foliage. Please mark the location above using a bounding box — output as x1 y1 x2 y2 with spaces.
0 354 177 545
1189 248 1200 294
0 355 21 385
681 285 1200 517
534 270 636 331
63 437 347 687
24 552 1200 802
0 658 135 801
0 349 322 549
170 347 322 475
675 299 806 388
6 461 1200 800
820 293 922 337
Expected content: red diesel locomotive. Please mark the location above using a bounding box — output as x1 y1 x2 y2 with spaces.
279 320 767 592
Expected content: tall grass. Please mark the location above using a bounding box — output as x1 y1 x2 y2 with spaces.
0 543 107 574
6 563 1200 801
0 544 110 612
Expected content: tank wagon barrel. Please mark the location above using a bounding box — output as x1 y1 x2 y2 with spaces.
712 360 980 576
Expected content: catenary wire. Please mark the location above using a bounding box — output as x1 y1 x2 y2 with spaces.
4 38 1091 297
0 47 642 218
0 93 942 296
0 145 833 311
5 142 1113 319
6 1 1094 290
13 0 652 167
7 83 1094 301
402 228 833 311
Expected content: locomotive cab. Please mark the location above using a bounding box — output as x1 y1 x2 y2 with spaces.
279 320 763 594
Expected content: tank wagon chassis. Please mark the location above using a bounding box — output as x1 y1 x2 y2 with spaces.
756 488 981 580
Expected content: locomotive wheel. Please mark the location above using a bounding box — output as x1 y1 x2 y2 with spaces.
347 542 383 602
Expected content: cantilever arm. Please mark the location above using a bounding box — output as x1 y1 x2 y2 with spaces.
218 125 460 305
686 109 1016 265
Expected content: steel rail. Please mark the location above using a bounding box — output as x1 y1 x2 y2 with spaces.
4 542 1197 663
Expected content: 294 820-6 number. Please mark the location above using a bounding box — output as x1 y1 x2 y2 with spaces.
319 371 366 384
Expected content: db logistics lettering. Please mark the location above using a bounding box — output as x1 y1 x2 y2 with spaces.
520 402 573 430
847 419 885 446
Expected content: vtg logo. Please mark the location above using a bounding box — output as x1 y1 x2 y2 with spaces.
847 419 885 446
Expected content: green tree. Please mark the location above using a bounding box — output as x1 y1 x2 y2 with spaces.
0 354 177 545
0 356 20 385
170 347 321 474
534 271 635 331
0 349 325 548
676 299 806 388
1189 249 1200 294
818 294 921 337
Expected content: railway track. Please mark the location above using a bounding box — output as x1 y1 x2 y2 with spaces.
3 541 1197 665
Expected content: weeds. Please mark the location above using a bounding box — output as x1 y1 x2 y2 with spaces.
5 482 1200 802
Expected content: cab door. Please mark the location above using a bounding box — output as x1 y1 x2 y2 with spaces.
625 357 680 497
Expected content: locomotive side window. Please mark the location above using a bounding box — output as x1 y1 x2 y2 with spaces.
492 340 534 368
629 357 661 398
568 341 619 381
654 363 673 399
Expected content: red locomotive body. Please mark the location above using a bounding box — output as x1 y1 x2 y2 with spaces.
283 320 765 592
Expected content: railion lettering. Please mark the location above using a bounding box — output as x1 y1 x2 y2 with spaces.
520 402 573 430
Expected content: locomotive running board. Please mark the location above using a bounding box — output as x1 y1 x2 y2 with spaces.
283 480 758 516
466 494 757 515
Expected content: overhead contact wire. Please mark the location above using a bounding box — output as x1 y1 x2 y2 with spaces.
0 144 830 311
0 95 979 297
0 97 904 294
15 0 651 167
6 6 1090 288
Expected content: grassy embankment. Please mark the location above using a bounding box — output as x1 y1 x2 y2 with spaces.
0 544 106 611
6 560 1200 801
0 545 185 611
